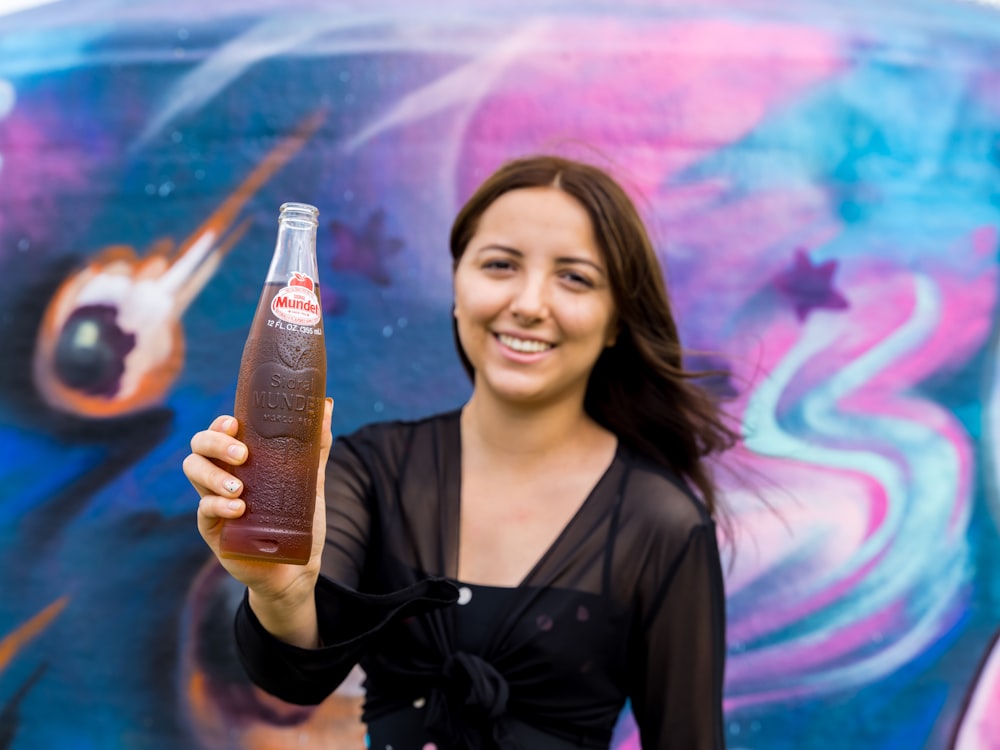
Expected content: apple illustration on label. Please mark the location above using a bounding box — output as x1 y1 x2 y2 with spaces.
289 272 315 292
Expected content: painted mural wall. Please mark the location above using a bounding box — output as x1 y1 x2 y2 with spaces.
1 0 999 748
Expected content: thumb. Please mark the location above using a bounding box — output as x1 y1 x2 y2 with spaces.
318 397 334 462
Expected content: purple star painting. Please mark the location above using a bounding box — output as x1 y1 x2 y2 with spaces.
329 209 404 288
772 248 850 322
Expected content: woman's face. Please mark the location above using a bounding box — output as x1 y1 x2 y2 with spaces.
453 186 618 410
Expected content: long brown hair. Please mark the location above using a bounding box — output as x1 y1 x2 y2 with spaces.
449 155 739 518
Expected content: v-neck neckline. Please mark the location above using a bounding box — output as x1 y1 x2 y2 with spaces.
447 411 622 590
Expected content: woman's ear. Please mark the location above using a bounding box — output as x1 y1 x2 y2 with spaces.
605 319 621 348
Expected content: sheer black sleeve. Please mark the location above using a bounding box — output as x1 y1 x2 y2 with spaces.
234 574 459 704
233 428 459 705
628 520 727 749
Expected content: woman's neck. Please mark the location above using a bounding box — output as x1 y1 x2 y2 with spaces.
460 391 607 464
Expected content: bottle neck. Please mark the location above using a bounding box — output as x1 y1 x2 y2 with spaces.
265 204 320 286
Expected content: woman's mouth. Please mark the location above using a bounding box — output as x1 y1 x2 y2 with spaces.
496 333 555 354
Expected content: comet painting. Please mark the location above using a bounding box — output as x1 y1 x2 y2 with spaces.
31 112 323 420
2 1 1000 749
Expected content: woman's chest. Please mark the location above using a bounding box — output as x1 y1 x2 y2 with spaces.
456 453 616 587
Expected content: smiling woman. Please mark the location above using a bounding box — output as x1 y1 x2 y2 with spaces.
184 154 739 749
452 186 618 412
449 157 737 519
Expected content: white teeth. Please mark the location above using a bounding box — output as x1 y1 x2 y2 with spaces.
498 334 553 353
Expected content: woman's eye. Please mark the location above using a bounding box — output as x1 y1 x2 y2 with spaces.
561 271 595 288
482 259 514 271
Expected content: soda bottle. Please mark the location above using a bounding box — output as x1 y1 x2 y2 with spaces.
219 202 326 565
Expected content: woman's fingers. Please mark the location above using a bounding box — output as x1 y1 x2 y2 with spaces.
184 415 247 500
209 414 238 433
189 417 247 465
196 494 244 553
198 493 246 521
183 453 244 499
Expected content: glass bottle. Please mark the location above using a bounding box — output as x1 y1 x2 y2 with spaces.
220 202 326 565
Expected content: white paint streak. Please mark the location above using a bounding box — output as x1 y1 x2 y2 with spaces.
0 0 61 18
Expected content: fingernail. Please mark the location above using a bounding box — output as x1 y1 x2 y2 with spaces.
227 444 247 460
222 418 236 432
223 479 241 494
227 500 243 511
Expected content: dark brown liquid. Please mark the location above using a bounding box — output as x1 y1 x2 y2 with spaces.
219 282 327 564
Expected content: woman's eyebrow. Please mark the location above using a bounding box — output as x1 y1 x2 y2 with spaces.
476 244 522 256
476 244 607 276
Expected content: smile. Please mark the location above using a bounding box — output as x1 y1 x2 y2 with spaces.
496 333 555 354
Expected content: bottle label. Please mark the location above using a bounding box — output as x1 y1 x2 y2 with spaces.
246 362 324 439
271 272 322 326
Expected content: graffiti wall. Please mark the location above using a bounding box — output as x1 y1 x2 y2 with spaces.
2 0 999 747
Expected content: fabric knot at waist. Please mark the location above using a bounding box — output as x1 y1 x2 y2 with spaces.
444 651 509 717
424 651 517 749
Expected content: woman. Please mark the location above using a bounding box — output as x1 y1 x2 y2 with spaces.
184 155 737 749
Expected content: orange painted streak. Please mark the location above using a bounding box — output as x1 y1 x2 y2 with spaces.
240 693 366 749
176 109 326 261
214 218 252 258
145 237 176 258
135 239 177 280
86 245 140 267
187 670 228 738
0 597 69 673
175 217 253 309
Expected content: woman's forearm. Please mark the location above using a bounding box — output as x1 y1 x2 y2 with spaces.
247 587 321 649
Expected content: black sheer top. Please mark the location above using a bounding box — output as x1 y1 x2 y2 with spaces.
234 410 727 749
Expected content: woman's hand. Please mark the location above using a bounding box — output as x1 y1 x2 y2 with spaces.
183 398 334 646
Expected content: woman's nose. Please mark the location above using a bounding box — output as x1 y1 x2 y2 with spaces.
508 274 549 323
